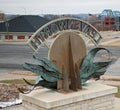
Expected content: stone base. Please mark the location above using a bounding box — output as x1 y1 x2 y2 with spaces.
20 82 117 110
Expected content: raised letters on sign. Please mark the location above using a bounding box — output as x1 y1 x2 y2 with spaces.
28 18 102 51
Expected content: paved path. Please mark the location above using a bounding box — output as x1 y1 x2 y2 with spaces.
0 72 36 81
2 105 23 110
101 58 120 110
115 98 120 110
100 37 120 45
105 58 120 76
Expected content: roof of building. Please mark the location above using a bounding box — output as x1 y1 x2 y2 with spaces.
0 15 49 32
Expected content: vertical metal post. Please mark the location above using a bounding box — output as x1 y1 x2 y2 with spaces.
5 17 9 39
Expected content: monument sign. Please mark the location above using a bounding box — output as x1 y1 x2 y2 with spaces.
27 17 102 51
19 17 112 94
20 17 117 110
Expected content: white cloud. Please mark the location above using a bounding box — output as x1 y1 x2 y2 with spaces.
0 0 120 14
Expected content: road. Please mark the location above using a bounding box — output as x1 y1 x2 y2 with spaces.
0 42 48 73
0 42 120 74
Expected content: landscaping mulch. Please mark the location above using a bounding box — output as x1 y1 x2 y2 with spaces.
0 83 27 102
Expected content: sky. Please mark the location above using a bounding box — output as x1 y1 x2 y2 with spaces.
0 0 120 15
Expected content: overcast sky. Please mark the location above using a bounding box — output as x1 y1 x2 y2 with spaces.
0 0 120 15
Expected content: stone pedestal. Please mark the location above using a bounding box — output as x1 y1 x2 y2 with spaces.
20 83 117 110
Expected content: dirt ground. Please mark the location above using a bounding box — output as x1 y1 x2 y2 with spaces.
0 83 26 102
100 31 120 46
0 71 36 103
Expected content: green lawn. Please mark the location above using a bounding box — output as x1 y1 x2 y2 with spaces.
0 79 35 84
115 86 120 98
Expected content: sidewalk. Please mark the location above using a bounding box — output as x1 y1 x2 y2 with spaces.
115 98 120 110
0 71 36 81
101 58 120 110
105 58 120 76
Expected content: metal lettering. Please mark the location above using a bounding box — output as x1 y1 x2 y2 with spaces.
38 35 45 42
50 23 60 33
30 40 38 50
43 26 52 37
40 30 48 39
34 36 42 46
27 18 102 51
73 20 81 30
39 32 46 41
91 31 99 43
67 19 74 29
82 23 88 32
87 29 95 40
57 20 67 31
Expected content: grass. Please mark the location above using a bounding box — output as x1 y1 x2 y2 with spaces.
0 79 35 84
115 86 120 98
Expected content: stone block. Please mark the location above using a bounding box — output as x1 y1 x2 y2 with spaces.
20 82 117 110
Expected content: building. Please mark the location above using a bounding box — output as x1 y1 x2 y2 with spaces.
0 15 49 40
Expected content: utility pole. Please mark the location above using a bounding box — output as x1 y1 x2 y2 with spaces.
4 16 9 40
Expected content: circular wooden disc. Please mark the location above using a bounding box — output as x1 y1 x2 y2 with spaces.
48 31 87 73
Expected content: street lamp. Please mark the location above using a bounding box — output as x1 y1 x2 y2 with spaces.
4 16 9 39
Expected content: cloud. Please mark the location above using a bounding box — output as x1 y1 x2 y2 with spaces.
0 0 120 14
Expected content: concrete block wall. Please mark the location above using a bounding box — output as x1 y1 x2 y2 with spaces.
21 83 117 110
22 94 114 110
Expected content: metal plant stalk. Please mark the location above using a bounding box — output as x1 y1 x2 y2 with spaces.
19 47 112 94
